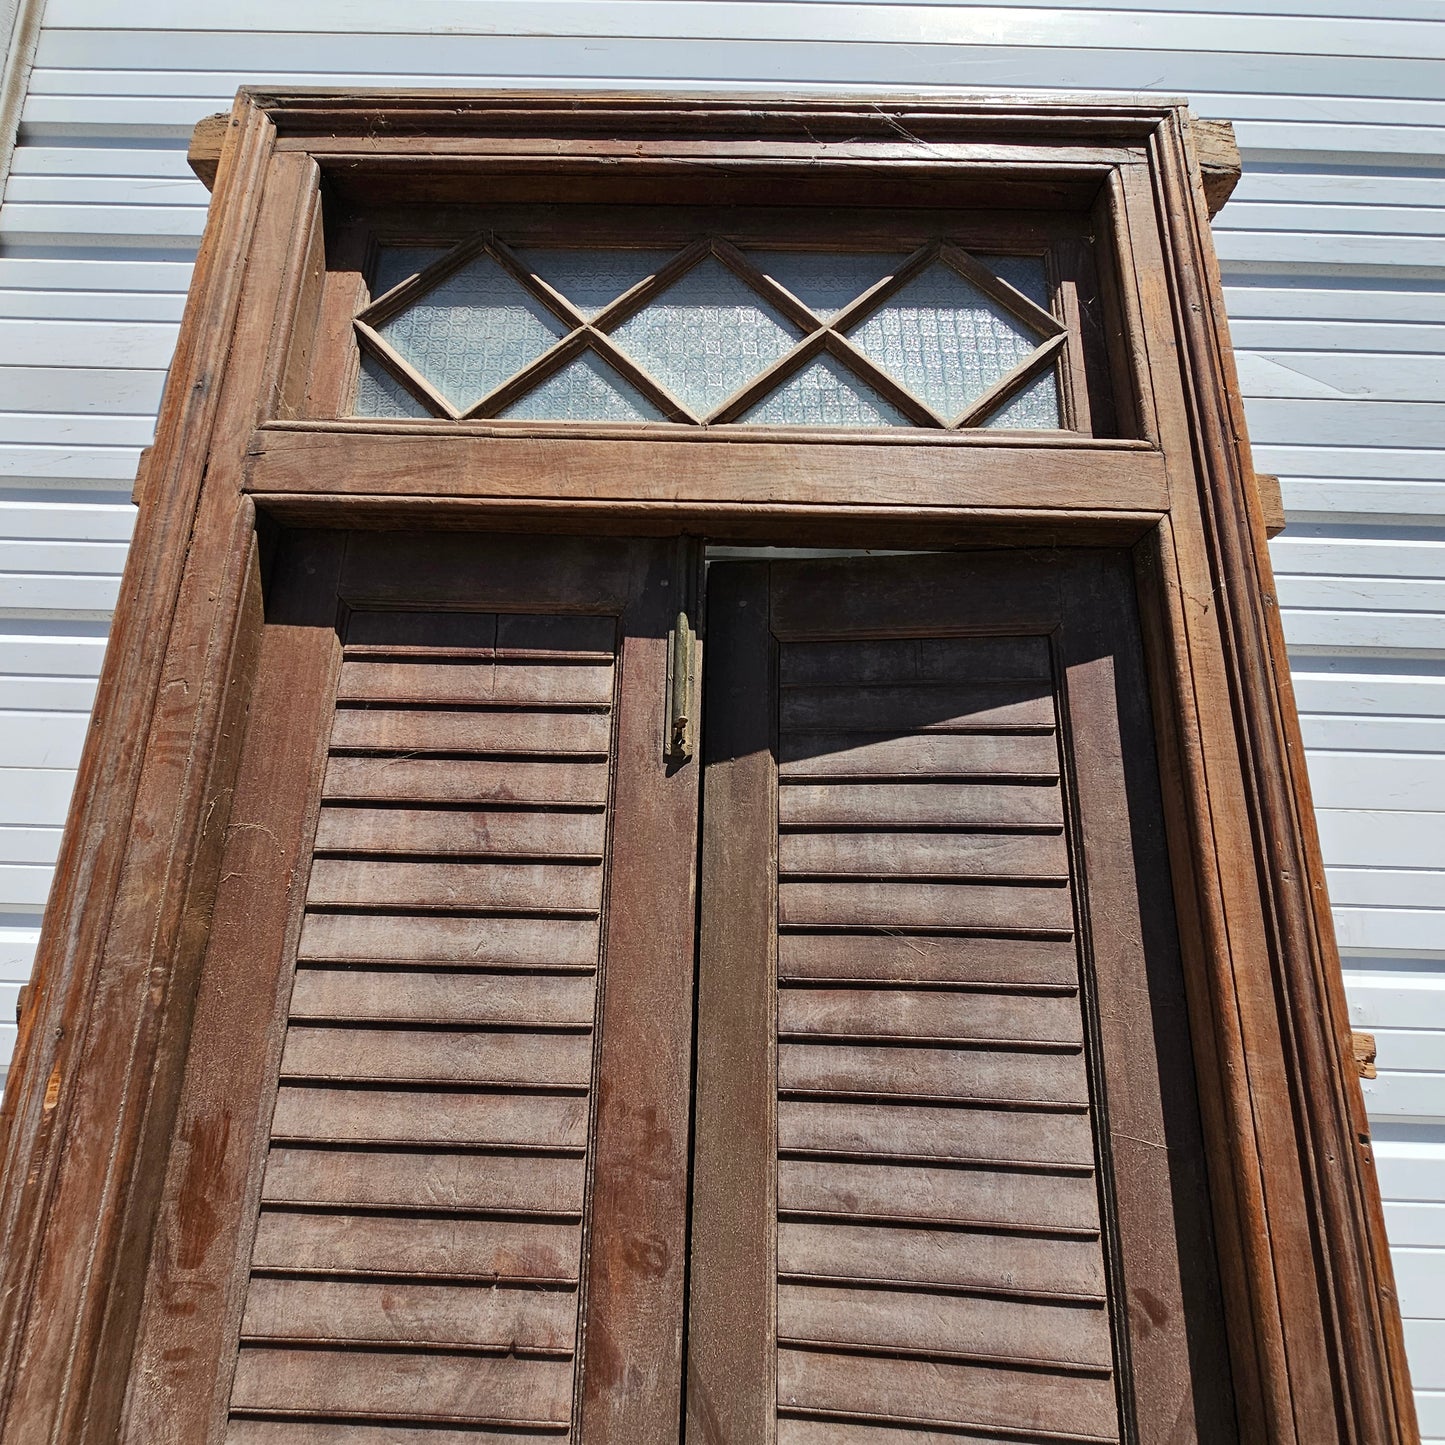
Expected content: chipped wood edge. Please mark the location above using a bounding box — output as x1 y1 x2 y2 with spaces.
189 111 232 190
1256 473 1286 537
1189 115 1242 217
1353 1032 1378 1082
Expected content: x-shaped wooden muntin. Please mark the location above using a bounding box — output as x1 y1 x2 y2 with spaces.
353 233 1068 428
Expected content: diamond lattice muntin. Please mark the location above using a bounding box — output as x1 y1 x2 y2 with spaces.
353 239 1065 429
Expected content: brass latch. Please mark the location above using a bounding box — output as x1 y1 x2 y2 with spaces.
666 539 703 763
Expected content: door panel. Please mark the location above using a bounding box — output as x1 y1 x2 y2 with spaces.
125 531 698 1445
229 604 613 1435
128 535 1232 1444
687 551 1235 1444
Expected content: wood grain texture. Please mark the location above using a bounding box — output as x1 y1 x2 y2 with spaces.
777 1348 1119 1441
686 562 778 1445
246 425 1171 515
287 967 598 1025
777 1219 1107 1299
574 538 700 1445
249 1208 581 1282
229 1348 574 1426
312 805 607 858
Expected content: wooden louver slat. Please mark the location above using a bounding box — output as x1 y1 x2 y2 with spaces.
226 607 617 1439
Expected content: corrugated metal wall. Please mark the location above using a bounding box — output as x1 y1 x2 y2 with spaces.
1 0 1442 1429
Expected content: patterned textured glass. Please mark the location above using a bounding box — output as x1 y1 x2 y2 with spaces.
354 351 433 419
740 354 911 427
746 251 908 320
518 248 679 317
376 252 568 412
609 255 803 416
500 350 666 422
977 253 1051 313
847 260 1043 419
981 368 1062 430
370 245 449 301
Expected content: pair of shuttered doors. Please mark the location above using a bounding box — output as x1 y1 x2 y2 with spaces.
133 530 1235 1444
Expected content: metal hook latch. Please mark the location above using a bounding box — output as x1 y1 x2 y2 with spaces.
665 539 703 762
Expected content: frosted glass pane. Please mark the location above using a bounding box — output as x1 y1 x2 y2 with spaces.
370 245 449 301
518 248 678 318
981 368 1062 430
609 255 802 416
354 351 432 418
740 354 911 427
746 250 908 320
847 260 1044 419
500 350 666 422
977 253 1050 312
377 252 568 412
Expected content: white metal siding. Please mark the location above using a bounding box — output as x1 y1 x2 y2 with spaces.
1 0 1442 1428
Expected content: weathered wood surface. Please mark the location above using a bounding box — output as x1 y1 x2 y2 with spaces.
221 598 618 1434
688 552 1238 1443
685 563 779 1445
188 111 232 189
1139 114 1417 1441
1189 114 1243 217
110 534 701 1442
245 425 1171 515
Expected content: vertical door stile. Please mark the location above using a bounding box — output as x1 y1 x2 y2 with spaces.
123 528 350 1445
1053 551 1237 1443
686 562 780 1445
577 537 702 1445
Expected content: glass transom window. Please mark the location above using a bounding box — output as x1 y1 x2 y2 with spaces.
352 236 1066 430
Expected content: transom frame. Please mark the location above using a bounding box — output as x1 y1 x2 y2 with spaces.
353 233 1067 427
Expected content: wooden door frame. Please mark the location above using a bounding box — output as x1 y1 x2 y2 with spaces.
0 90 1415 1444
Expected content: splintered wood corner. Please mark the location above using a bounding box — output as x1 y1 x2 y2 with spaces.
1189 115 1243 216
188 112 232 189
1353 1031 1379 1081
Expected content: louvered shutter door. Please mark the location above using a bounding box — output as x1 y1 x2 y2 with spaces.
688 552 1236 1445
228 603 616 1434
127 532 698 1445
